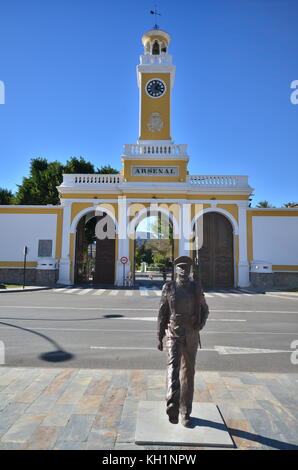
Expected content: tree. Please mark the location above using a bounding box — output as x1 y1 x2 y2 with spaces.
256 200 275 208
14 156 101 205
96 165 119 174
14 158 64 205
0 188 14 204
64 156 95 174
283 202 298 208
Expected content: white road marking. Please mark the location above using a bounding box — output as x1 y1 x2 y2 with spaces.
213 346 292 355
154 291 161 296
140 290 149 296
266 294 298 301
116 317 246 322
89 345 292 354
214 293 228 298
109 290 119 296
1 306 298 314
125 291 133 296
93 289 106 295
78 289 93 295
66 288 82 294
90 346 156 350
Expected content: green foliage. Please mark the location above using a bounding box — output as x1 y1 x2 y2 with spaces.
135 244 153 267
64 156 95 174
153 253 167 267
256 200 275 208
0 188 14 204
283 202 298 208
96 165 119 174
14 158 64 205
13 156 118 205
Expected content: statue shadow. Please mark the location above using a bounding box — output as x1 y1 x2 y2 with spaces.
189 414 298 450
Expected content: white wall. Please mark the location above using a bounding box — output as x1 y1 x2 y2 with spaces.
253 216 298 265
0 213 57 261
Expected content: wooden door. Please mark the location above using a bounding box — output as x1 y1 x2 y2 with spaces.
94 215 115 285
74 215 86 284
198 212 234 289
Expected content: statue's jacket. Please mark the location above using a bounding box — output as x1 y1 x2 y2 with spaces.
157 280 209 343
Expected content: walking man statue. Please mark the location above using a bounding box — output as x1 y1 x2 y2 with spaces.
157 256 209 427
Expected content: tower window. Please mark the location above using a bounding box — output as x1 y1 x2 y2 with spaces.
152 40 160 55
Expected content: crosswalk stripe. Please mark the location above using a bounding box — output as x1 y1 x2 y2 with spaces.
92 289 106 295
51 287 258 297
78 289 93 295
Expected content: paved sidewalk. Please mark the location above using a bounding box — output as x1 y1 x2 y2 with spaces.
0 286 51 293
0 367 297 450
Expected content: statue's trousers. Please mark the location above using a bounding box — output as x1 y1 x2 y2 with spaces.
165 329 199 418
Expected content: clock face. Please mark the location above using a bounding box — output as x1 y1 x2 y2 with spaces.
146 79 166 98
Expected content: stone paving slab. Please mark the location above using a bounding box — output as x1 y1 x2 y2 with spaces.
0 366 297 450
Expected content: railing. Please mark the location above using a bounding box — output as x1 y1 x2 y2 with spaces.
189 175 249 187
61 174 124 185
140 54 173 65
61 173 249 188
123 143 188 157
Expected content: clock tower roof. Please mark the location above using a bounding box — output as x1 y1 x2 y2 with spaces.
141 29 171 55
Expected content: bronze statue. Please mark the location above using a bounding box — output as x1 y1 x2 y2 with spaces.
157 256 209 427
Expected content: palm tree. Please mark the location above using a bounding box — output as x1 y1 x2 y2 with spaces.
256 201 275 208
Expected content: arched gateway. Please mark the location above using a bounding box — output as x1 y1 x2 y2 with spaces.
74 211 116 285
56 27 253 289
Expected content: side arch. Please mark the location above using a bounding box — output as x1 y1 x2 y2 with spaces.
192 208 237 288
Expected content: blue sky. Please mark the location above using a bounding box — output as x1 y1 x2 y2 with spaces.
0 0 297 207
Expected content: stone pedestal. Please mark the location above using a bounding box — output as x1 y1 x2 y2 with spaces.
135 401 235 448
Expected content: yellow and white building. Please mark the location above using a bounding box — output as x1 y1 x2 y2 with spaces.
0 28 298 289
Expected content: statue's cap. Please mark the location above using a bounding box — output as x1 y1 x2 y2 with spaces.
173 256 193 267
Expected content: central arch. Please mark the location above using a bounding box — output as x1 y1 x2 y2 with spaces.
132 207 177 287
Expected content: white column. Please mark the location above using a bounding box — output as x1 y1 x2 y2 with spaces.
57 200 72 285
178 202 191 257
116 196 130 286
238 201 250 287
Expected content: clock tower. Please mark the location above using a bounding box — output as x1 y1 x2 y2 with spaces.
122 27 188 183
137 29 175 142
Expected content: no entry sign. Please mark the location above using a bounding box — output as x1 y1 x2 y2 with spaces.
120 256 128 265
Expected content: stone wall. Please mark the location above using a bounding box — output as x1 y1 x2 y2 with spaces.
0 268 58 286
250 272 298 289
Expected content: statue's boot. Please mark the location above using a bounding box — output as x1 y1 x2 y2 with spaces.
180 414 192 427
167 403 179 424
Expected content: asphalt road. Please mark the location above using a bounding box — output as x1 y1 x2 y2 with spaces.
0 287 298 373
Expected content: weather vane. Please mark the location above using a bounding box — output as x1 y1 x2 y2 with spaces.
150 5 161 30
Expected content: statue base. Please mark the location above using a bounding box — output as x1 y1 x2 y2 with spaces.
135 401 235 448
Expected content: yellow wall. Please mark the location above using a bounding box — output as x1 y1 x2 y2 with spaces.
217 204 238 223
140 73 171 141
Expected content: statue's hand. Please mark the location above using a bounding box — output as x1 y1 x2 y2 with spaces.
157 341 163 352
